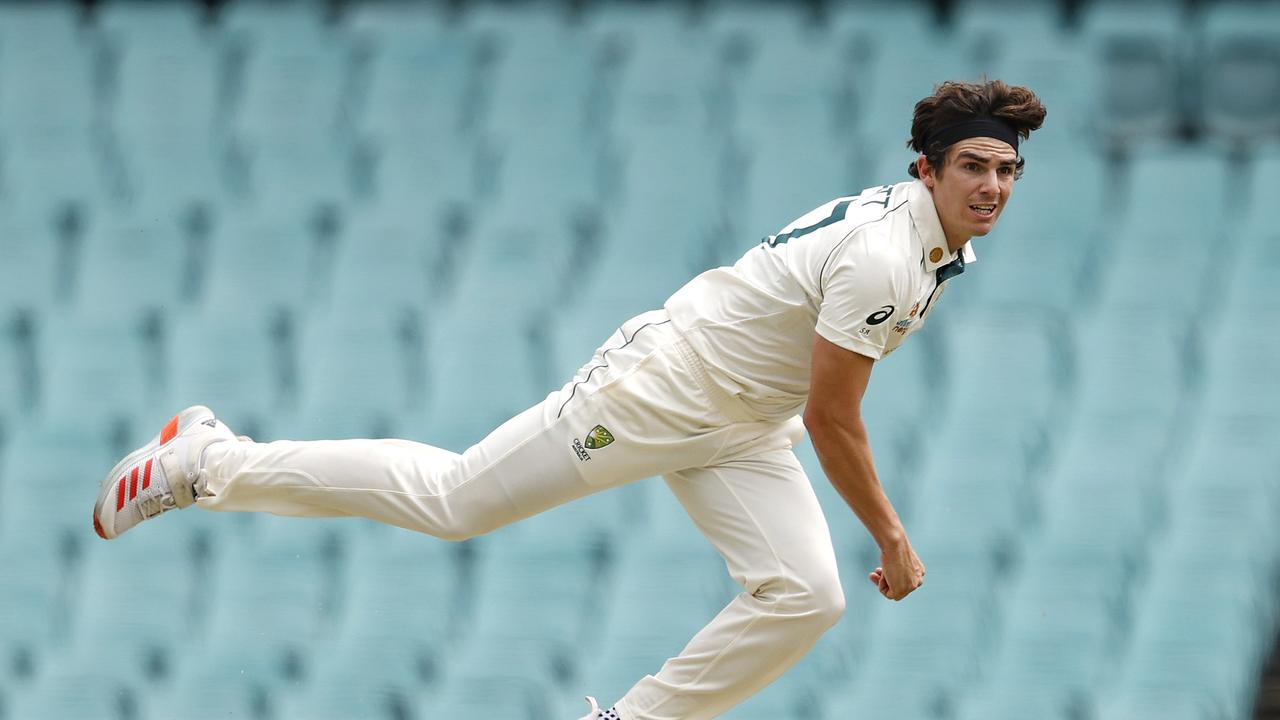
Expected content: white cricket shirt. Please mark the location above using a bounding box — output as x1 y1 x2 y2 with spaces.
664 179 976 422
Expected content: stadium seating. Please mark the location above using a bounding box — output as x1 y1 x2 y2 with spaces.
1 1 1277 718
1199 1 1280 142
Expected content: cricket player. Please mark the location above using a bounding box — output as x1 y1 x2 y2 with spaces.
92 80 1046 719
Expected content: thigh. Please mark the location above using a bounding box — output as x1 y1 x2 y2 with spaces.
663 449 842 596
446 357 730 529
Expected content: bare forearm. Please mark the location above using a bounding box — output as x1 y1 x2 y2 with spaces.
804 413 905 549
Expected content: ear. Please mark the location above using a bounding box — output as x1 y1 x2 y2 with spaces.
915 155 935 188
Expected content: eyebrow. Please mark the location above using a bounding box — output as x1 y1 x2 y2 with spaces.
957 151 1018 167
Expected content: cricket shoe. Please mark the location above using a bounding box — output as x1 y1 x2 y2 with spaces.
92 405 235 540
578 697 622 720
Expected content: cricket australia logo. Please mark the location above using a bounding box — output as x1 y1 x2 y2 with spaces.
584 425 615 449
572 425 615 462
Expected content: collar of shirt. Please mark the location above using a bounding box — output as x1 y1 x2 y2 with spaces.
907 179 978 273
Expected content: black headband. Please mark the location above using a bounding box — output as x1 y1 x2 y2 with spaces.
923 116 1020 152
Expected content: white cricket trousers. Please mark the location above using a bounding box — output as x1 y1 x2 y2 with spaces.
197 309 845 720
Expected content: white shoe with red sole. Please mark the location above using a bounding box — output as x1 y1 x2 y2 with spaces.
92 405 235 540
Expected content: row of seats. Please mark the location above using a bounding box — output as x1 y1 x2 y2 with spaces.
2 0 1279 221
3 0 1278 138
0 141 1276 449
0 393 1272 719
1 1 1276 718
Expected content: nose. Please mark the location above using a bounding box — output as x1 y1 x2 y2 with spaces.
978 169 1001 197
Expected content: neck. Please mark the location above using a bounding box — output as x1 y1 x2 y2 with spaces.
943 228 971 256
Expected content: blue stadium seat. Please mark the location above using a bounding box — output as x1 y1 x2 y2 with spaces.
165 307 284 440
286 306 425 439
416 315 547 452
0 419 116 543
0 132 108 218
0 539 67 684
274 671 413 720
492 131 605 226
1096 146 1232 318
987 40 1093 150
1038 453 1159 551
1073 316 1187 440
1198 1 1280 142
4 661 144 720
0 208 65 316
221 0 348 142
35 310 157 438
852 546 996 693
1168 416 1280 552
464 3 594 142
73 210 194 323
1011 534 1137 621
344 0 447 37
239 138 355 219
951 0 1064 50
421 676 550 720
153 679 266 720
347 11 474 146
112 135 230 220
364 139 480 218
416 204 575 447
467 526 599 663
705 1 831 140
591 3 717 143
971 581 1118 712
953 684 1080 720
0 323 25 427
907 449 1032 556
60 520 202 687
829 0 940 68
0 2 96 138
1120 604 1263 720
329 216 440 313
1224 148 1280 316
201 211 323 321
934 308 1063 437
195 534 336 687
99 1 219 138
1078 0 1189 144
321 526 459 691
1200 314 1280 424
1093 687 1217 720
831 1 961 143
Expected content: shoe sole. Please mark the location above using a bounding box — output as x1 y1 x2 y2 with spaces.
92 405 214 540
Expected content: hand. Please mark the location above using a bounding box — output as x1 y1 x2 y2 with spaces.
867 538 925 601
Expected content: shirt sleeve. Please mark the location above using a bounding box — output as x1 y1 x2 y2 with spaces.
815 245 902 360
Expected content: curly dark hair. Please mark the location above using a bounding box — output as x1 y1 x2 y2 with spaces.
906 79 1047 180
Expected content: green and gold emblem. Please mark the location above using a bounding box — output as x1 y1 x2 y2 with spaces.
583 425 615 450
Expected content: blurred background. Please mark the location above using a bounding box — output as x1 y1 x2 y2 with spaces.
0 0 1278 717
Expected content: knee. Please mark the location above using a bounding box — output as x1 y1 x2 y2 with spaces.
756 570 845 634
434 514 496 542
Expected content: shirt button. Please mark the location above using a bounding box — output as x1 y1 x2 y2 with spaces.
929 247 944 263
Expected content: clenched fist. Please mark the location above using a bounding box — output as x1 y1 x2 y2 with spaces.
867 537 925 601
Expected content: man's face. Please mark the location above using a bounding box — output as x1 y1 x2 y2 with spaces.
917 137 1019 249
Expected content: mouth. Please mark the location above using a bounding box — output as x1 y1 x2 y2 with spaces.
969 203 997 219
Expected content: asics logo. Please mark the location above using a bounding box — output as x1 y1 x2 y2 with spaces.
115 459 154 511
